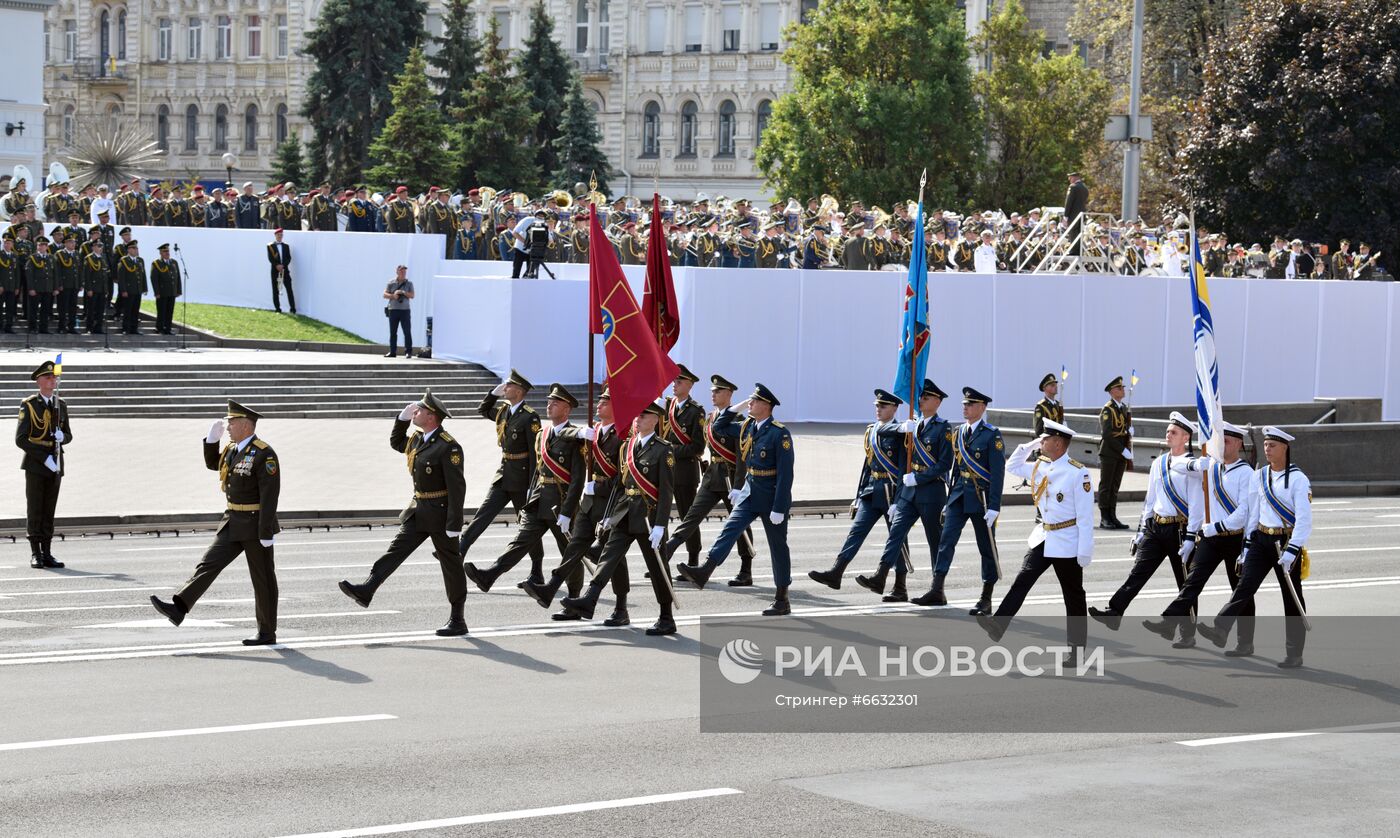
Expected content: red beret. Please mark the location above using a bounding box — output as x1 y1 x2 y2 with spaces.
274 228 285 234
396 186 408 194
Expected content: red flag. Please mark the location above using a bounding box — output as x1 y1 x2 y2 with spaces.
589 205 681 431
641 193 680 352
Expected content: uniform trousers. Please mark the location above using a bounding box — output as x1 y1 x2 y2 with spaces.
832 486 898 570
706 484 791 587
989 544 1088 648
1099 454 1128 520
175 528 278 637
587 525 673 610
669 458 703 563
458 484 544 566
934 501 1001 583
664 465 754 569
364 522 466 606
878 484 945 571
1210 533 1306 657
484 506 570 580
1161 532 1252 645
1106 519 1187 614
25 471 61 541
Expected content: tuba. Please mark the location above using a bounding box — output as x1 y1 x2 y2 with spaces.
817 194 839 220
34 161 71 222
549 189 573 208
477 186 498 206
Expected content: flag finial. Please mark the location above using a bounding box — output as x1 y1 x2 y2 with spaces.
590 170 598 193
919 168 927 205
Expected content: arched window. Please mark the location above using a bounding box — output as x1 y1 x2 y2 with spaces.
642 101 660 157
756 99 772 143
575 0 589 53
276 103 288 144
62 105 76 146
157 105 170 150
117 10 127 59
243 103 259 151
717 99 736 157
679 101 697 157
214 104 229 151
99 10 111 70
184 104 199 151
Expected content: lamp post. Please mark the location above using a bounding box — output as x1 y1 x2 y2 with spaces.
221 152 239 190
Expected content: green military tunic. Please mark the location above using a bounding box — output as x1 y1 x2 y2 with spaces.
1032 397 1065 437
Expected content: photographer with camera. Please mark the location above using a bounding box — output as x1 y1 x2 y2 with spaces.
508 209 546 278
383 265 415 359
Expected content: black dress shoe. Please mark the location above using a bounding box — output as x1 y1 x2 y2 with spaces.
645 616 677 636
603 609 630 627
42 555 64 569
882 589 909 603
762 598 791 617
1089 607 1122 631
242 634 277 646
676 561 716 589
435 618 469 637
1277 656 1304 669
383 352 396 358
338 580 372 608
1141 618 1176 641
150 596 185 626
976 613 1004 642
726 572 754 587
463 562 495 593
1223 644 1254 658
30 553 44 569
1195 621 1228 648
551 609 583 621
808 567 842 590
910 588 947 607
516 574 544 590
558 594 596 621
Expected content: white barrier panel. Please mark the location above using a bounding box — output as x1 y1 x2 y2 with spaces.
432 263 1400 423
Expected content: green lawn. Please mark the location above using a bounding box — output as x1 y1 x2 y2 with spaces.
139 301 372 344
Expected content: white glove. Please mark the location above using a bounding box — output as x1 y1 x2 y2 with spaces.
53 429 65 443
583 481 596 496
735 398 752 414
1122 447 1134 460
1129 425 1135 436
446 531 461 539
1077 555 1092 568
1179 539 1196 561
491 382 507 397
984 509 999 526
259 538 274 547
728 489 741 505
206 419 225 443
1202 521 1219 538
769 511 785 525
579 426 596 441
398 402 417 421
44 455 59 473
557 515 571 532
903 472 918 487
649 525 664 548
1278 553 1295 573
897 419 918 434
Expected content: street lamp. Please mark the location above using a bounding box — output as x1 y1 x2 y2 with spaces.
221 152 239 189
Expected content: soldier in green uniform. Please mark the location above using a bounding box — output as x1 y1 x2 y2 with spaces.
561 399 680 636
52 234 81 334
24 235 54 333
1098 376 1133 529
1032 372 1065 437
458 370 547 571
338 391 469 636
114 240 146 334
384 186 417 233
661 365 707 572
16 360 72 569
568 214 590 264
148 185 169 226
81 239 109 334
465 384 583 593
309 183 339 232
150 243 183 334
167 184 189 227
954 226 978 271
0 236 19 333
150 401 281 645
620 221 647 265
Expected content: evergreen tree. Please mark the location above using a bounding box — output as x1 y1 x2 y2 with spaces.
550 76 611 195
302 0 427 186
366 46 454 195
306 132 328 186
269 135 307 186
517 1 575 180
454 16 540 190
428 0 480 113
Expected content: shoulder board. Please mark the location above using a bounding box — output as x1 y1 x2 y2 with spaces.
1037 455 1051 463
21 393 38 403
521 404 537 413
985 423 1000 433
1068 458 1085 468
439 431 455 443
252 439 270 450
772 421 786 430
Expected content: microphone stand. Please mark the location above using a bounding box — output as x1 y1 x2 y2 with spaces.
170 243 194 353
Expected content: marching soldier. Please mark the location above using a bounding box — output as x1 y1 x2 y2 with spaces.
150 243 183 335
663 365 707 572
465 384 582 593
114 240 146 334
1089 411 1197 629
338 392 469 636
1143 420 1254 652
808 389 908 593
677 383 795 617
1198 427 1312 668
25 236 54 333
560 399 680 636
150 401 281 645
0 236 19 333
663 374 757 587
81 239 109 334
458 370 547 570
53 235 80 334
933 387 1005 616
1032 372 1065 437
975 419 1092 653
1098 376 1134 529
16 360 72 569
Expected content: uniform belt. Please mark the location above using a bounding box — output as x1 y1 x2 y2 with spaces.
870 471 894 479
414 490 448 499
539 476 566 485
501 451 530 460
960 470 973 478
1258 525 1293 536
1043 520 1077 531
748 468 777 477
1153 515 1186 525
227 502 261 512
1215 528 1244 536
625 488 643 497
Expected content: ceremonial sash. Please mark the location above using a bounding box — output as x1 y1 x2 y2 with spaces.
705 413 737 465
538 427 573 483
590 427 618 479
626 436 660 503
867 424 899 475
1159 455 1189 518
956 426 993 485
1262 469 1296 527
1210 461 1240 516
666 399 693 446
913 419 939 469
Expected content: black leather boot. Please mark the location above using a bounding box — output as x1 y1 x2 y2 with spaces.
911 572 947 606
883 567 908 603
41 540 63 568
436 601 468 636
762 585 792 616
338 579 375 608
559 586 601 620
807 565 843 590
29 539 43 569
968 582 994 616
855 565 889 595
676 559 719 589
522 572 563 609
150 595 187 626
463 561 500 593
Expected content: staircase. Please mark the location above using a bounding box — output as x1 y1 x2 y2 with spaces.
0 320 221 351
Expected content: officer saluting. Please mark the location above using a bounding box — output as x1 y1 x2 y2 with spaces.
1032 372 1064 437
933 387 1006 616
458 370 545 569
16 360 72 569
151 401 281 646
677 383 795 617
338 391 469 636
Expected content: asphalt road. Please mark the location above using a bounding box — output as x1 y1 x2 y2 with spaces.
2 497 1398 837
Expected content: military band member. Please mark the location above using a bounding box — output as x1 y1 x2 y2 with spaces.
16 361 71 569
975 419 1092 652
0 237 19 333
338 392 469 636
148 185 169 226
151 243 183 334
801 225 828 269
1198 427 1311 668
756 222 782 268
954 228 978 271
1098 376 1133 529
809 388 908 593
1089 411 1197 629
568 215 590 264
114 240 146 334
934 387 1006 615
929 227 952 272
25 236 54 333
662 365 707 571
1032 373 1065 437
620 221 647 265
1143 420 1254 652
53 235 80 334
677 383 795 617
458 370 547 569
346 186 376 233
561 399 680 635
2 175 29 217
81 240 109 334
663 374 757 586
151 401 281 645
841 221 872 271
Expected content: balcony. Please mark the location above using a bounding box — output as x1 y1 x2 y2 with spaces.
67 57 130 86
572 54 612 80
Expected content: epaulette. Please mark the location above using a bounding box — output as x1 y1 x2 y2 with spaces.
521 404 537 413
252 439 270 449
20 393 38 404
1037 455 1051 463
772 421 786 430
440 431 455 443
1069 458 1085 468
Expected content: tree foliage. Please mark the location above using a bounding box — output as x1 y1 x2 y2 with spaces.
454 16 541 191
517 1 575 182
1177 0 1400 256
550 77 611 195
366 46 454 194
269 135 307 186
428 0 480 113
756 0 981 208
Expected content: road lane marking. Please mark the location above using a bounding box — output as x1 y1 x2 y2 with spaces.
0 600 256 615
0 586 170 598
0 574 122 583
0 714 396 753
1176 731 1325 747
271 787 744 837
76 611 401 628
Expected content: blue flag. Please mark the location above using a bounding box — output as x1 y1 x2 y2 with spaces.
1189 228 1225 460
893 202 930 406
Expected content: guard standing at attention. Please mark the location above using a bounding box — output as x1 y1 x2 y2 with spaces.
16 360 72 569
1098 376 1134 529
1032 372 1065 437
933 387 1006 616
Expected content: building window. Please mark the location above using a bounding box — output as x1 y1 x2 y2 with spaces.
243 104 259 151
276 104 289 144
800 0 818 24
184 105 199 151
99 11 111 64
157 105 170 150
43 22 50 62
575 0 589 53
494 10 512 46
187 18 203 60
642 101 660 157
721 5 740 52
118 10 127 60
759 4 780 50
679 101 697 157
214 104 229 151
717 100 736 156
157 18 172 61
599 0 610 53
646 7 666 53
247 15 262 58
62 106 76 147
215 16 232 59
683 5 702 52
64 20 77 61
276 14 289 58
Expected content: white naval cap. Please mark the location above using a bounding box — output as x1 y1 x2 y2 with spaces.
1263 426 1295 443
1222 420 1246 439
1040 418 1075 439
1168 411 1198 434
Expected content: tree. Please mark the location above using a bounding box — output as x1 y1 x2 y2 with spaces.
550 77 611 195
428 0 480 113
366 46 453 194
972 0 1112 211
756 0 981 209
517 1 575 181
269 135 306 186
1177 0 1400 259
454 16 540 191
302 0 427 186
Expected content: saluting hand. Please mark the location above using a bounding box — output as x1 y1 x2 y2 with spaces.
490 382 508 397
206 419 225 443
398 403 417 421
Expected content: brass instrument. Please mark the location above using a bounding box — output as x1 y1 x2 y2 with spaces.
513 192 528 209
871 206 892 231
477 186 498 206
817 194 839 220
549 189 573 209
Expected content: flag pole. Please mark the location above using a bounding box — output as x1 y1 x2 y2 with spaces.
1190 204 1212 527
907 168 927 461
586 171 599 466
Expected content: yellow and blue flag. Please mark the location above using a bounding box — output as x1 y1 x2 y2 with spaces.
893 202 930 406
1189 230 1225 459
54 353 62 377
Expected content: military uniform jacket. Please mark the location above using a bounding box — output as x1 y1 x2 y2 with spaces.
80 252 109 294
148 198 169 226
310 195 339 231
948 420 1006 513
954 240 977 271
557 422 625 514
478 393 541 492
609 433 674 535
700 407 743 493
1098 400 1132 461
115 255 147 296
2 191 29 218
900 414 953 503
841 236 873 271
123 192 151 226
664 396 705 462
1173 455 1253 537
420 201 455 236
0 249 19 292
276 200 301 230
622 235 647 265
345 198 376 232
16 393 72 476
526 422 586 520
391 420 466 533
857 420 907 502
167 198 189 227
756 237 779 268
206 436 280 541
53 249 80 290
1032 398 1064 437
188 201 207 228
385 200 416 234
25 252 53 292
150 257 183 297
728 415 795 516
1006 441 1094 560
1247 465 1312 551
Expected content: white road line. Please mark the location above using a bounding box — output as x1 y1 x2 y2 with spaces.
0 599 256 615
271 788 744 838
1176 731 1325 747
0 575 122 583
0 586 170 598
0 714 397 753
222 611 399 622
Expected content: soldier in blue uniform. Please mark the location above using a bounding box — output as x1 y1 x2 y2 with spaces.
861 380 954 605
677 383 795 616
808 388 908 593
801 225 828 269
933 387 1006 614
